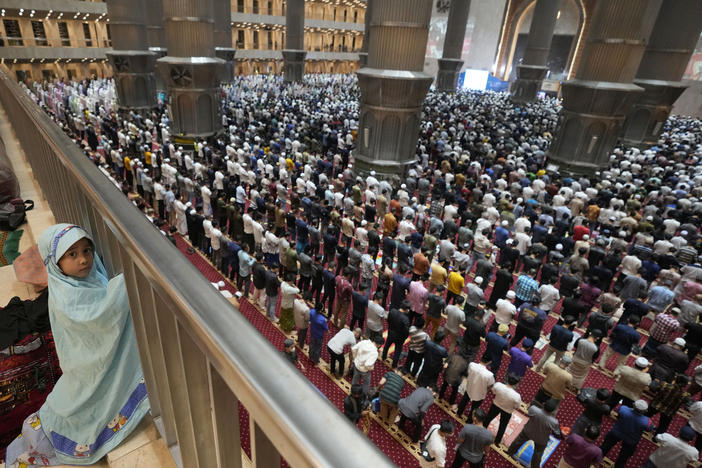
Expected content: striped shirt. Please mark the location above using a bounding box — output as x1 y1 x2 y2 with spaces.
408 327 428 353
379 371 405 404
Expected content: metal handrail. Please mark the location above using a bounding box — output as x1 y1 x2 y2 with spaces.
0 68 393 468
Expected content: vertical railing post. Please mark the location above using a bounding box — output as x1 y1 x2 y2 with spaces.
249 420 281 468
177 323 218 468
153 297 200 468
209 365 242 468
136 278 179 447
118 253 163 425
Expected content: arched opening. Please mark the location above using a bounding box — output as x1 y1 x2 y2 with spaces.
503 0 584 81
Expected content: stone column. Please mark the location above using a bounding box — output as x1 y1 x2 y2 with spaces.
436 0 471 92
157 0 225 137
355 0 434 179
283 0 306 82
105 0 157 110
621 0 702 146
358 0 373 67
548 0 663 174
146 0 165 51
214 0 236 82
145 0 166 93
510 0 563 103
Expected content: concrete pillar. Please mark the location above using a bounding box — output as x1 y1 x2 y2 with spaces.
436 0 471 92
105 0 158 110
157 0 225 137
621 0 702 146
283 0 306 82
510 0 563 103
355 0 434 179
146 0 165 50
145 0 166 93
548 0 663 174
358 0 373 68
214 0 236 82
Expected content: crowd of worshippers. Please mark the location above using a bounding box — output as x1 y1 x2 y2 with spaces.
24 73 702 468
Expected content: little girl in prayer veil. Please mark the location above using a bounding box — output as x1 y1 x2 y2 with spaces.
6 224 149 466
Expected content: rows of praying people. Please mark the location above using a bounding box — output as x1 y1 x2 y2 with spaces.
21 73 702 468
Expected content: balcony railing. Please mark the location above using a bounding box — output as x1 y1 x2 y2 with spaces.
0 67 393 468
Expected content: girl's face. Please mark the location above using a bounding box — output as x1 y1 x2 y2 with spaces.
57 237 94 278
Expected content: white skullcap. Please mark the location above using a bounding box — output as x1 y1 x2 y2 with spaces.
502 220 509 227
507 290 516 299
635 357 649 367
674 337 686 347
474 276 483 285
556 244 563 250
189 209 197 215
634 400 648 412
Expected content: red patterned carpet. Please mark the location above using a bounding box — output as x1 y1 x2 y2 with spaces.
174 235 689 467
174 236 419 466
